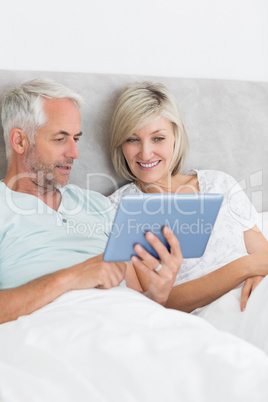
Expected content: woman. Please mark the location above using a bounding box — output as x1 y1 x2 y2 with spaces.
109 81 268 328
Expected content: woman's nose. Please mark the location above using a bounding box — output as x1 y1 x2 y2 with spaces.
139 142 154 161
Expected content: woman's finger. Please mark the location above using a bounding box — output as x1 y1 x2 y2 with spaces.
162 226 183 262
133 242 160 271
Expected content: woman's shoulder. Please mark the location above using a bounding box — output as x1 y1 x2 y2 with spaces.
109 182 141 208
194 169 234 180
110 182 140 197
196 169 238 190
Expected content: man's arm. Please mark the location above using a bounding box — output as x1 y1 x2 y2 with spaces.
0 227 182 325
0 255 127 324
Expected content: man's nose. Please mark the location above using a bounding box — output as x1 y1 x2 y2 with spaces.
66 139 80 160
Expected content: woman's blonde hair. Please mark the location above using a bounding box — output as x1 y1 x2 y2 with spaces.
110 81 188 180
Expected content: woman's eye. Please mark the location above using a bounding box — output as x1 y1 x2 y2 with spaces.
126 138 138 143
154 137 165 142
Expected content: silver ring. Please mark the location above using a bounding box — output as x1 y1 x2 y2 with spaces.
154 263 162 272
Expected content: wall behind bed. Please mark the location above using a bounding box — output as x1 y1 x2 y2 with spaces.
0 70 267 213
0 0 267 82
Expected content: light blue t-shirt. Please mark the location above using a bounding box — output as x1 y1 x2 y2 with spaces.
0 182 115 290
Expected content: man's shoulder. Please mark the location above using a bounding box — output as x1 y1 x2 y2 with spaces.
62 184 105 198
0 181 12 201
0 181 6 193
62 184 112 211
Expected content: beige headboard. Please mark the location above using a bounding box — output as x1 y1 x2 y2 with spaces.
0 70 267 211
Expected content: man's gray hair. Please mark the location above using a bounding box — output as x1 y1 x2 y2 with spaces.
1 78 84 159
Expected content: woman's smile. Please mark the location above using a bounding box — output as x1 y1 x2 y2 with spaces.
137 160 161 169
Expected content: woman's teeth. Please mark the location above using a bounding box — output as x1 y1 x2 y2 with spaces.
139 161 159 168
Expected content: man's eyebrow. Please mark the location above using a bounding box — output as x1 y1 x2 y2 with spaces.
54 131 83 137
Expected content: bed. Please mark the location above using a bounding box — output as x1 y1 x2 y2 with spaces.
0 70 268 401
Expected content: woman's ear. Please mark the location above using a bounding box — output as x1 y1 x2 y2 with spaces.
9 128 29 155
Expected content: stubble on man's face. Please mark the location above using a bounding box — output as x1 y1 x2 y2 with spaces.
24 145 72 190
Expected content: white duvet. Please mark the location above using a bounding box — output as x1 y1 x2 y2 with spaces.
0 211 267 402
0 285 268 402
196 211 268 348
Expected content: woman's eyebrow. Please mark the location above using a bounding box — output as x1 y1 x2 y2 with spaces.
132 129 168 136
151 129 167 133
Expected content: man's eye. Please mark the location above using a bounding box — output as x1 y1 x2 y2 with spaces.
56 138 65 142
74 137 80 142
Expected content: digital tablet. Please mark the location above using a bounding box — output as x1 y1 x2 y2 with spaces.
103 193 223 261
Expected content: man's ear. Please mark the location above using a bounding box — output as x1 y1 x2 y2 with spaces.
9 128 29 155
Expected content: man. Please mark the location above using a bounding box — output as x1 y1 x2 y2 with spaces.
0 78 182 324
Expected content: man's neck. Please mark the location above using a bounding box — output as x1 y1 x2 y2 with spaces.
3 171 62 211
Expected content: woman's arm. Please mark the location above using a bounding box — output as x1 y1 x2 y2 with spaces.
134 251 258 312
132 223 268 312
240 225 268 310
166 226 268 313
165 255 254 312
244 225 268 254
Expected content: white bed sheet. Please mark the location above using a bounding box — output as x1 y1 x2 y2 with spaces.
0 286 268 402
0 212 267 401
194 211 268 343
259 211 268 240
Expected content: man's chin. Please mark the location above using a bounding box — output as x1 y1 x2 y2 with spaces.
40 177 69 190
55 182 68 189
47 171 70 189
55 176 70 188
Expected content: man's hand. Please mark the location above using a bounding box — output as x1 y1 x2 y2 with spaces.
0 254 127 325
240 275 264 311
70 254 127 290
131 226 183 305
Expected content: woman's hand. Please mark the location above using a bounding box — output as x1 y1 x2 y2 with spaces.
131 226 183 305
240 275 264 311
240 250 268 311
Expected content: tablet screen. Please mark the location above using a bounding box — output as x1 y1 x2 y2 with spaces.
103 193 223 261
